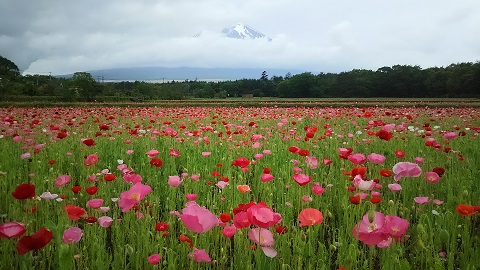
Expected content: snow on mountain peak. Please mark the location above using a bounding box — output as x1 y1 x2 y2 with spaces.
222 23 270 40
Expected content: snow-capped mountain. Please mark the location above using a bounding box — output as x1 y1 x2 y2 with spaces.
193 23 272 41
221 24 271 41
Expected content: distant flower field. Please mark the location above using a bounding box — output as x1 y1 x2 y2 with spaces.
0 106 479 269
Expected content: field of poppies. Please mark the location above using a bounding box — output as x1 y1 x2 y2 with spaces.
0 106 479 270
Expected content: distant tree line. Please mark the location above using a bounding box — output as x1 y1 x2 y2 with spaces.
1 55 479 102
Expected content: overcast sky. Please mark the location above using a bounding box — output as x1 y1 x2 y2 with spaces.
1 0 479 75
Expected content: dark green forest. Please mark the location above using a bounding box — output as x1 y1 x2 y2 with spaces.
1 55 479 102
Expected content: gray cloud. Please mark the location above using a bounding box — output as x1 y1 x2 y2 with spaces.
1 0 479 75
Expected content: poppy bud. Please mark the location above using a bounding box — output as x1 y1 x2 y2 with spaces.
438 229 449 245
367 210 376 223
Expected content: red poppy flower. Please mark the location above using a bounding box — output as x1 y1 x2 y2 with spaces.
63 205 86 220
370 196 382 204
155 222 169 231
211 171 220 177
456 204 477 216
275 225 288 234
432 167 445 177
99 123 110 130
104 174 115 181
376 130 392 141
71 186 82 194
12 184 36 200
349 195 361 204
263 168 271 174
233 201 256 215
57 132 67 139
298 149 310 157
380 169 392 177
16 227 53 255
85 186 98 195
48 160 56 165
219 213 231 223
231 157 250 168
395 150 405 158
150 158 163 167
179 234 193 248
85 216 97 223
288 146 300 154
82 138 96 147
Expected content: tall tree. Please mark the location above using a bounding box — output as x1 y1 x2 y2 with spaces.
71 72 99 101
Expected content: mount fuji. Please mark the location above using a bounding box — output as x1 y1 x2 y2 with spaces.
194 23 272 41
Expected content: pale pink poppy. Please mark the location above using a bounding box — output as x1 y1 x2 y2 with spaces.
169 149 180 157
353 175 375 191
62 227 82 244
123 173 142 184
262 247 278 258
201 152 211 157
99 206 110 213
292 167 302 173
0 222 26 238
302 195 312 202
254 154 263 160
414 196 429 204
190 174 200 181
146 149 159 158
261 173 274 183
13 135 22 142
298 208 324 227
413 157 424 164
179 203 218 233
20 152 31 159
117 182 152 212
432 199 444 205
388 184 402 192
98 216 113 228
222 224 236 238
305 156 318 169
55 175 71 187
148 254 161 265
216 181 228 189
86 199 103 209
252 142 261 149
188 249 212 263
377 237 394 248
40 192 58 200
126 149 134 155
292 174 312 186
348 153 367 165
248 228 274 246
425 171 440 184
367 153 386 164
392 162 422 181
247 203 282 228
263 150 272 155
84 154 98 166
168 176 182 187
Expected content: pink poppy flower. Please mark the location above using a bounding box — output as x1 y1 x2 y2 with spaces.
261 173 274 183
298 208 324 227
443 132 457 139
352 211 389 246
191 174 200 181
312 185 325 195
179 203 218 233
86 198 104 209
392 162 422 181
20 152 31 159
247 203 282 228
188 249 212 263
55 175 71 187
146 149 159 158
425 171 440 184
322 158 332 165
413 157 424 164
169 149 180 157
302 195 312 202
201 152 211 157
148 254 161 265
262 247 278 258
348 153 367 165
168 176 182 187
367 153 386 164
62 227 82 244
186 194 198 201
84 154 98 166
263 150 272 155
432 199 444 205
40 192 58 200
292 174 312 186
254 154 263 160
352 175 375 191
233 211 251 228
117 182 152 212
222 224 236 238
384 216 409 240
388 183 402 192
0 222 26 239
248 228 274 246
216 181 228 189
305 156 318 169
98 216 113 228
126 149 134 155
414 196 429 204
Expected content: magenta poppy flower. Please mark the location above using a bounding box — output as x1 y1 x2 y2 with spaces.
383 216 409 240
248 228 274 246
292 174 312 186
222 224 236 238
86 198 104 209
84 154 98 166
148 254 161 265
233 211 251 229
179 203 218 233
98 216 113 228
392 162 422 181
169 149 180 157
0 222 26 238
62 227 82 244
254 153 263 160
425 171 440 184
348 153 367 165
117 182 152 212
247 203 282 228
443 131 457 139
146 149 159 158
352 212 389 246
191 174 200 181
312 185 325 195
188 249 212 263
186 193 198 201
261 173 274 183
55 175 71 187
298 208 324 227
367 153 386 164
